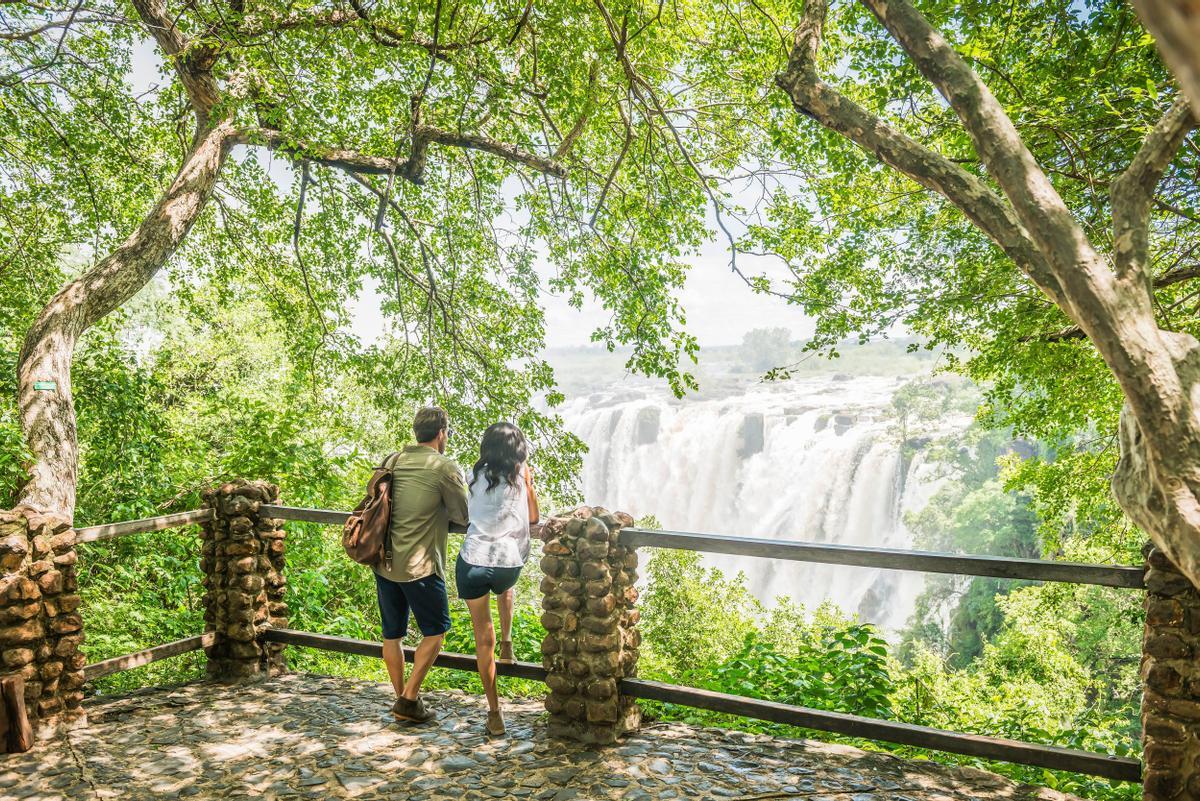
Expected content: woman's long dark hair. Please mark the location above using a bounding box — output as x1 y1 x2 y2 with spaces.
470 422 528 492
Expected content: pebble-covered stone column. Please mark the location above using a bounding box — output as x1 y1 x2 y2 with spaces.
539 506 641 744
0 509 85 741
200 481 288 681
1142 543 1200 800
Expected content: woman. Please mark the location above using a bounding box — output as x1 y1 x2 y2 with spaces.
457 421 539 736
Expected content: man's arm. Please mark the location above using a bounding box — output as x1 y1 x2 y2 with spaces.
441 463 470 531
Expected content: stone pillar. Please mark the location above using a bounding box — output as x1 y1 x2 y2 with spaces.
0 509 85 742
539 506 641 744
200 481 288 681
1142 544 1200 800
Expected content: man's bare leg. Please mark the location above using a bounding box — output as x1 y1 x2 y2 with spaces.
401 633 444 700
382 638 406 698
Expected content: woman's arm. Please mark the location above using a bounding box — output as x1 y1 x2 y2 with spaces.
524 464 540 525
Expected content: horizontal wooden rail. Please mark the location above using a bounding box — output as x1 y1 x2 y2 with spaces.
264 626 1137 782
261 504 1144 588
620 528 1145 589
260 505 350 526
620 679 1141 783
83 632 216 681
262 628 548 681
76 509 215 544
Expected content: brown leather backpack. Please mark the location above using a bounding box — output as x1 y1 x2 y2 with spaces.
342 453 399 569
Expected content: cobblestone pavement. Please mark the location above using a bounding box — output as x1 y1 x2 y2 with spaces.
0 673 1080 801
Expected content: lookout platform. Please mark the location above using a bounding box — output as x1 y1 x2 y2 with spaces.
1 673 1079 801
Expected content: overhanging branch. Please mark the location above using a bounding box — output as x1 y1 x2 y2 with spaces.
240 126 565 183
243 128 400 173
856 0 1109 302
417 126 566 180
1112 96 1197 280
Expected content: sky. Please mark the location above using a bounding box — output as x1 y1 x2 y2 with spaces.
543 250 814 348
345 231 815 350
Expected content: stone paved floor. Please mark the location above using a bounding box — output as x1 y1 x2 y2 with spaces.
0 673 1080 801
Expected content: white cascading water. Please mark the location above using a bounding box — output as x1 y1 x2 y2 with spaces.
560 375 966 632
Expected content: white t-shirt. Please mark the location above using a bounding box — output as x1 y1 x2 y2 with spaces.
461 465 531 568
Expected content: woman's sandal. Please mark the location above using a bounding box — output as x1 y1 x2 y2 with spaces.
486 709 506 736
499 640 515 664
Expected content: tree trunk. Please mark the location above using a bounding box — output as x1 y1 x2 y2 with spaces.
1113 331 1200 586
1133 0 1200 112
15 120 236 520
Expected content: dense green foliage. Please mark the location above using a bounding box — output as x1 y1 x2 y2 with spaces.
638 548 1139 801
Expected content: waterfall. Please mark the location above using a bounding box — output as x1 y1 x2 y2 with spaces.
560 375 966 632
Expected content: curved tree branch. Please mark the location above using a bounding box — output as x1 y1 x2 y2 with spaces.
553 60 601 160
774 0 1064 304
242 125 566 182
130 0 220 122
852 0 1200 463
1112 96 1197 282
855 0 1140 317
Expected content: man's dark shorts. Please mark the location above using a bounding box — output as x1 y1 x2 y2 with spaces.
375 572 451 639
455 554 522 601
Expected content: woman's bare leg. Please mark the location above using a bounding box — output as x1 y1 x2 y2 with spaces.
498 587 515 646
465 595 499 712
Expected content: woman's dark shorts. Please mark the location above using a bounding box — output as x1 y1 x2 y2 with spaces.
455 554 522 600
375 572 451 639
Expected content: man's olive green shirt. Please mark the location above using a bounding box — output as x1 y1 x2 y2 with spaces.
374 445 469 584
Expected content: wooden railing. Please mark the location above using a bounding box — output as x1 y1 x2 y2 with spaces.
82 634 216 681
75 508 214 543
73 510 217 685
619 527 1145 589
258 505 1144 588
73 503 1145 783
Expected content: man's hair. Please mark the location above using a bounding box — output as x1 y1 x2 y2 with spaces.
413 406 449 443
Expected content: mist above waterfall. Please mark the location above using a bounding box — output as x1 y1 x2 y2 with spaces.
556 365 970 633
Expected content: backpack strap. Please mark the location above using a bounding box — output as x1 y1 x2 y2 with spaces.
378 451 401 569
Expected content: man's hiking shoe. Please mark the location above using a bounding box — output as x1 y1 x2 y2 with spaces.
486 709 506 737
392 696 435 723
499 640 515 664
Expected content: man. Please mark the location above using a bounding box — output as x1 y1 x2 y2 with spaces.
376 406 469 723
